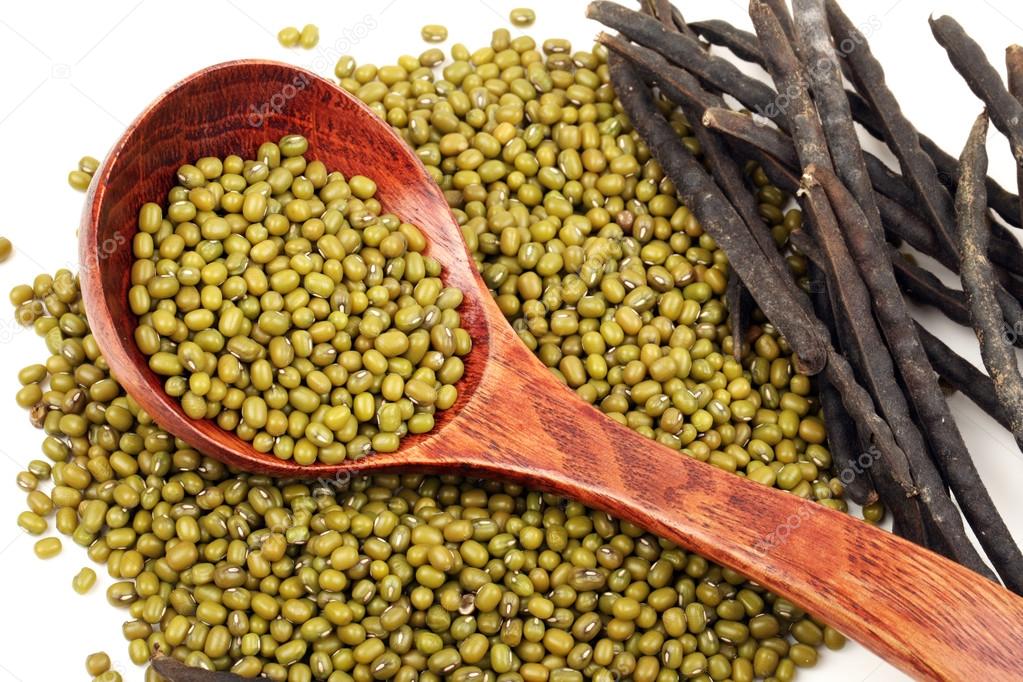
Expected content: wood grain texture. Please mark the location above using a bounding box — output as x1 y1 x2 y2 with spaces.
79 60 1023 680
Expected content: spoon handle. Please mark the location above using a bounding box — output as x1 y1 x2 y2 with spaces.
431 328 1023 680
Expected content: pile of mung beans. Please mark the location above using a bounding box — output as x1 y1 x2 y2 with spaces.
130 137 469 464
339 27 850 508
10 22 857 682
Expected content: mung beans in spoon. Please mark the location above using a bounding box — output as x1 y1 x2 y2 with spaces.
130 135 470 465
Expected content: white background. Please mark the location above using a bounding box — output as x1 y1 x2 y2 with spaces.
0 1 1021 680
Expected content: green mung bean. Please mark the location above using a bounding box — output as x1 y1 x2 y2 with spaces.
421 24 448 42
278 26 300 47
72 567 97 594
85 652 111 676
510 8 536 27
16 470 37 491
299 24 319 49
863 500 886 524
824 625 847 650
68 170 92 191
18 511 47 535
33 537 62 559
78 155 100 174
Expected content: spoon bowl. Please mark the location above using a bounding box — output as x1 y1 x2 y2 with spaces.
80 60 1023 680
79 60 494 477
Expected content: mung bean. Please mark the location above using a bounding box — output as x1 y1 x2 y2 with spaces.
278 26 300 47
68 170 92 191
510 8 536 27
421 24 448 42
299 24 319 49
85 652 111 676
34 537 62 559
73 567 97 594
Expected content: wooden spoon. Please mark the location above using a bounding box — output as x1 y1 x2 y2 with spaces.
79 60 1023 680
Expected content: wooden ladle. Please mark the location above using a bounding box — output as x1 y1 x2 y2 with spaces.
79 61 1023 680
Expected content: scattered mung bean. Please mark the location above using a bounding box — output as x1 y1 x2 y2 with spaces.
73 566 97 594
277 26 300 47
85 652 111 676
68 170 92 192
79 155 100 174
17 510 46 535
33 537 62 559
421 24 448 42
299 24 319 49
510 8 537 26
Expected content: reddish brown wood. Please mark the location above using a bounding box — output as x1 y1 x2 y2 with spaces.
79 61 1023 680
